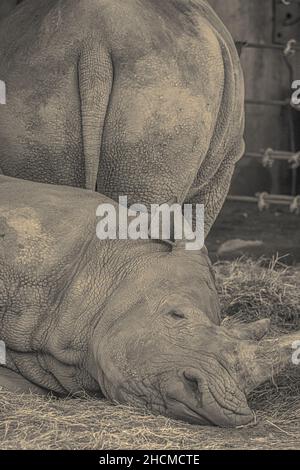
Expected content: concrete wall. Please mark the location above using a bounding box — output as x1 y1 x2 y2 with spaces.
209 0 300 195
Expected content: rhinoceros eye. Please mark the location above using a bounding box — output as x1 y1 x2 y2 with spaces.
167 310 186 320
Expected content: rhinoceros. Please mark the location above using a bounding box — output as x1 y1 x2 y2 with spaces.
0 175 298 427
0 0 18 21
0 0 244 235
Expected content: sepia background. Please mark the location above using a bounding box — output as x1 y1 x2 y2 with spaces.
0 0 300 451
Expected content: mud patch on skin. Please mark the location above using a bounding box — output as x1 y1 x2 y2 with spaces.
0 215 19 250
143 0 201 37
122 84 212 144
0 207 55 265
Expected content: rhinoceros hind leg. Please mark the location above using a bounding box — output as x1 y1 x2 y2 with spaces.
0 367 48 395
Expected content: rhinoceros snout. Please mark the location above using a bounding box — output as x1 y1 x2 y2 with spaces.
162 367 254 428
185 368 254 427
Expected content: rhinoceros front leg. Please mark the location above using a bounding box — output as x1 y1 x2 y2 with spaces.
0 366 48 395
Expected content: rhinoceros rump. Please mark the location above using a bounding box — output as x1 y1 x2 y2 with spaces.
0 0 244 235
0 175 298 427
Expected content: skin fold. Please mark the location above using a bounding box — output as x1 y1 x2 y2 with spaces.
0 0 245 235
0 175 298 427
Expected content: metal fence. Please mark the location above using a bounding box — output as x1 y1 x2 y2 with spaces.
231 1 300 214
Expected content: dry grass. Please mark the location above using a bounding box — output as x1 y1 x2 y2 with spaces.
1 257 300 450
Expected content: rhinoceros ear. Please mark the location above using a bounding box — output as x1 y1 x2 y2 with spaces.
148 197 181 248
222 318 271 341
148 197 206 254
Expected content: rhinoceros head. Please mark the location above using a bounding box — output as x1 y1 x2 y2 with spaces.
90 243 296 427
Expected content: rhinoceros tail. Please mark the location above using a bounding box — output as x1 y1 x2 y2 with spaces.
78 41 113 191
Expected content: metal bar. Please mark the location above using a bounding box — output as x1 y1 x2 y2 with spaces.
244 150 297 162
245 98 290 107
237 41 300 52
227 194 300 214
227 195 296 204
227 196 258 204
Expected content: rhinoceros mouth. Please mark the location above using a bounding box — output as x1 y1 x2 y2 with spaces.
166 399 216 426
167 397 253 427
160 366 254 427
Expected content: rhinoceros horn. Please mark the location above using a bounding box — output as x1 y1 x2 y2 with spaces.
237 331 300 394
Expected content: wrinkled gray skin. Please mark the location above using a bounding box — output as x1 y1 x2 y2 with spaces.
0 0 18 20
1 175 298 427
0 0 244 235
